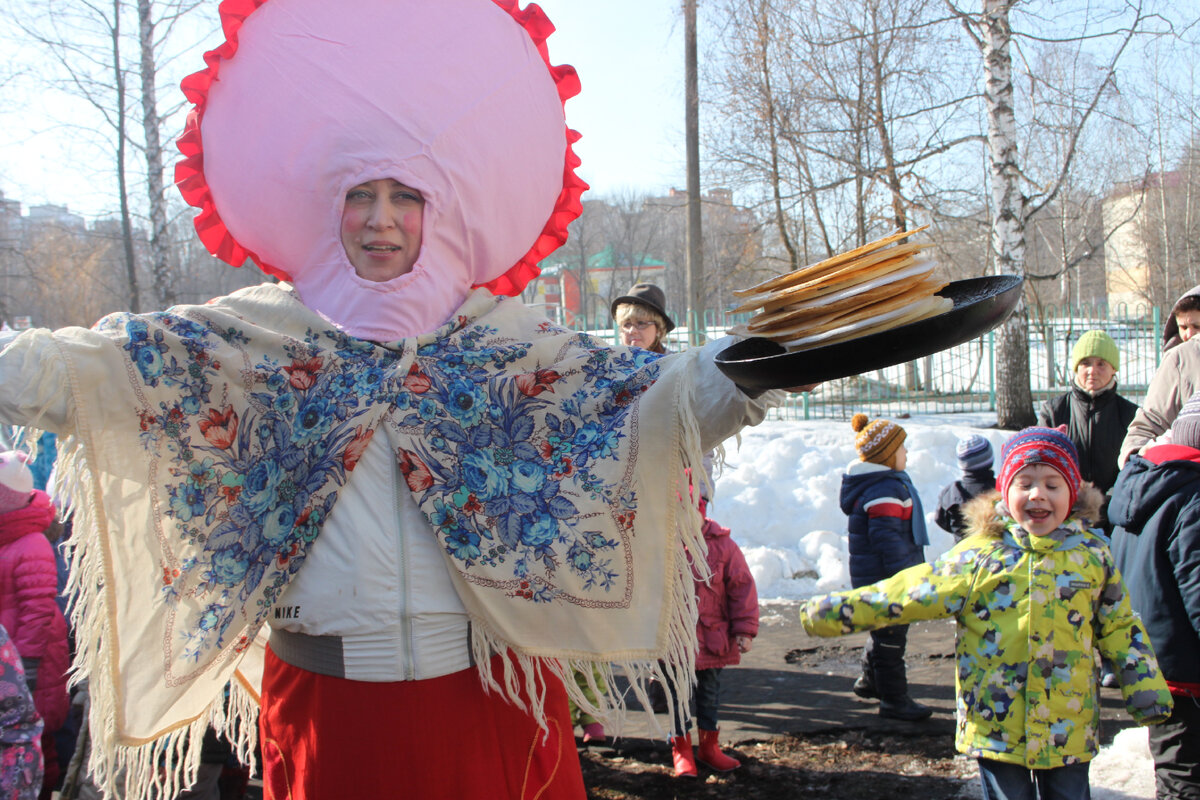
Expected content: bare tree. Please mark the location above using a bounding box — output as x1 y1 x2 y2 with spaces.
949 0 1161 427
11 0 207 311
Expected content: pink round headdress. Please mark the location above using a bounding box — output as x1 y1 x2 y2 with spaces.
175 0 587 340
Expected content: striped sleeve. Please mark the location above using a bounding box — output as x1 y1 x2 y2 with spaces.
863 495 913 521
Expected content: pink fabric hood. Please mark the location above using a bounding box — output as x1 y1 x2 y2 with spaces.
176 0 586 340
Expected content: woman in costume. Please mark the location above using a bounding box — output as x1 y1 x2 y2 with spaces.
0 1 796 798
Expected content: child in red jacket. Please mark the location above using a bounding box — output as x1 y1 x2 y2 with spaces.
670 497 759 778
0 452 69 796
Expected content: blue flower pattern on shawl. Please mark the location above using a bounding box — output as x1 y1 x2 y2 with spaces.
392 321 663 603
109 312 405 663
107 304 664 665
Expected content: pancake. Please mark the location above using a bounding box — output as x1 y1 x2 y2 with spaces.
725 225 949 355
746 276 948 341
773 293 953 352
730 244 932 313
732 226 930 298
744 258 936 331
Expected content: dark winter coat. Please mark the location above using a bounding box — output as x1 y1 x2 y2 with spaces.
1108 446 1200 696
839 462 926 587
694 517 759 670
1037 383 1138 494
934 469 994 540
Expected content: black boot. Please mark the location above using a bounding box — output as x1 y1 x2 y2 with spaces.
879 695 933 721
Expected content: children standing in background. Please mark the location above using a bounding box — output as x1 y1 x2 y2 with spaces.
0 622 42 800
0 452 69 798
802 426 1172 800
839 413 931 721
1109 391 1200 799
669 497 759 778
935 435 995 541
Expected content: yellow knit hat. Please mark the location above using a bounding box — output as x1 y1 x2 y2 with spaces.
851 413 906 465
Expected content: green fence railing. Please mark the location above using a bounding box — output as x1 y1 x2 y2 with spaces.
578 303 1167 422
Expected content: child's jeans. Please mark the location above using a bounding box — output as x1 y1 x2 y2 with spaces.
666 667 723 736
976 759 1091 800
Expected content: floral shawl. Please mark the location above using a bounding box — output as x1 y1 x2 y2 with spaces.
40 282 705 799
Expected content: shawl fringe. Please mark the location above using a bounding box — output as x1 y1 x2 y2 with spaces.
462 355 712 739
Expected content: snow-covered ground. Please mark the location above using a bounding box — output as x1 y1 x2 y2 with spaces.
712 413 1157 799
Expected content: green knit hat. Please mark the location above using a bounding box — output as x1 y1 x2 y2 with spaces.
1070 329 1119 372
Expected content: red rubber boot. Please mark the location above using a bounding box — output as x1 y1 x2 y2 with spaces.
696 728 741 772
671 734 698 778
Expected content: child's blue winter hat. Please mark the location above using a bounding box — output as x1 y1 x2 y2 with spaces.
956 435 994 474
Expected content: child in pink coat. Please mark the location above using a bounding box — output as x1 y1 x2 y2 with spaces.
0 452 68 795
670 497 759 778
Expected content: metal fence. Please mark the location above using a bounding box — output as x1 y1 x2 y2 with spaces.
580 304 1168 422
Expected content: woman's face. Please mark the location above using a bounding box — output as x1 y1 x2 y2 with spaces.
619 317 659 350
340 179 425 282
1074 356 1115 393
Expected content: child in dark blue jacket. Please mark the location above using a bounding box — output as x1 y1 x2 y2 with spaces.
1110 391 1200 799
935 434 995 541
839 413 931 721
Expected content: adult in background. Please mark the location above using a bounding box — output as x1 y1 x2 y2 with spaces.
1121 289 1200 465
611 284 720 492
1161 286 1200 352
1109 391 1200 799
613 283 674 355
1037 329 1137 524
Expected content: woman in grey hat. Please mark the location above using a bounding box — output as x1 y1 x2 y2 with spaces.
612 283 674 354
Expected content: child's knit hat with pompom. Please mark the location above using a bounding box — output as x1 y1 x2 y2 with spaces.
0 451 34 515
996 426 1081 508
851 413 906 465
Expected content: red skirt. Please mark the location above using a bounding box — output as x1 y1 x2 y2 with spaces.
260 646 586 800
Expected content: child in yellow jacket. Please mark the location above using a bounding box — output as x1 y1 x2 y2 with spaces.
800 426 1171 800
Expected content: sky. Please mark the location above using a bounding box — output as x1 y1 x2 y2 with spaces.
0 0 692 220
717 411 1157 797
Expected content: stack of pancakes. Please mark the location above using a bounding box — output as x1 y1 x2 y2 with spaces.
727 226 952 351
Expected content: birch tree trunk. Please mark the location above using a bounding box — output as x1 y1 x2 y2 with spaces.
981 0 1034 428
137 0 175 307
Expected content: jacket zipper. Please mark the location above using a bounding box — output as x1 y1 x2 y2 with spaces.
394 458 416 681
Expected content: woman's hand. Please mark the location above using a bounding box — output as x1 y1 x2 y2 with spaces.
735 635 753 654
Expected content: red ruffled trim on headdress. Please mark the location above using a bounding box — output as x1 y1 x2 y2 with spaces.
173 0 587 293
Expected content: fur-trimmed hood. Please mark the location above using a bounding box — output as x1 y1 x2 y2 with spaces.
962 483 1105 538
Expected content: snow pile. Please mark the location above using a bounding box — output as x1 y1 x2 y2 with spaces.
712 413 1009 599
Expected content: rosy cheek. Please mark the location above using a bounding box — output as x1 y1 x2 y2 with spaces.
402 211 422 236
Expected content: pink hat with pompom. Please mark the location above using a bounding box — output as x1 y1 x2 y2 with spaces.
0 452 34 514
